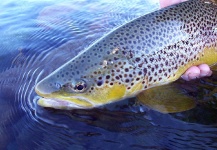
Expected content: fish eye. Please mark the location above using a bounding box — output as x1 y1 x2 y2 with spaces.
62 80 87 93
73 80 87 93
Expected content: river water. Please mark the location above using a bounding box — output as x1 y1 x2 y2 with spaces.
0 0 217 149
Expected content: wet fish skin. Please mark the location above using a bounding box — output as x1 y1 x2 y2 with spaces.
35 0 217 109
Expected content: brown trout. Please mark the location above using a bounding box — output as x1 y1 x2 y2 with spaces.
35 0 217 110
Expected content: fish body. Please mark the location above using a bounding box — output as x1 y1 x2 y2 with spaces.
35 0 217 109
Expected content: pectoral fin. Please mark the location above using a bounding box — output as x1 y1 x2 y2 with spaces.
136 84 196 113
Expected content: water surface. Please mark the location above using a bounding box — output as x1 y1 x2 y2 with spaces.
0 0 217 149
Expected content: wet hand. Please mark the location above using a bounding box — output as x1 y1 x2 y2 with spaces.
181 64 212 81
159 0 188 8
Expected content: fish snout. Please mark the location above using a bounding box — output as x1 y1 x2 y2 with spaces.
35 78 61 96
35 78 95 109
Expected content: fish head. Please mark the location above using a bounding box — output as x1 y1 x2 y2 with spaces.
35 46 144 109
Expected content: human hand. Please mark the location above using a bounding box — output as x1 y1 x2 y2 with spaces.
159 0 188 8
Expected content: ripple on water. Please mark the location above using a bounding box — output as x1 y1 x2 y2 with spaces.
0 0 217 149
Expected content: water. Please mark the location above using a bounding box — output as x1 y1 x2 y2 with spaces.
0 0 217 149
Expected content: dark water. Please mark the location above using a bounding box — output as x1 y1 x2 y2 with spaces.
0 0 217 149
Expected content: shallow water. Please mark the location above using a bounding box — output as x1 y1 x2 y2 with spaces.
0 0 217 149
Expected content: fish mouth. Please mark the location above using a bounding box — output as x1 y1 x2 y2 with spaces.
35 89 94 110
37 97 94 110
35 81 128 110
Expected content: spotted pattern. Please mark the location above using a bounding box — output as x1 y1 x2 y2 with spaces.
37 0 217 96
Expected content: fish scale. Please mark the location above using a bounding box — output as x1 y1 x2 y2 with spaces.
35 0 217 109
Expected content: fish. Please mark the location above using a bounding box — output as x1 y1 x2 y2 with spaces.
35 0 217 112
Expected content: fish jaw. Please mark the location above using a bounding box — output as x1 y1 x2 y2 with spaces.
37 98 91 109
35 84 95 109
35 82 129 109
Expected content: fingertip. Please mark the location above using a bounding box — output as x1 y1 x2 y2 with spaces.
159 0 188 8
198 64 210 72
185 66 200 75
188 73 200 80
181 66 200 81
181 74 190 81
198 64 212 77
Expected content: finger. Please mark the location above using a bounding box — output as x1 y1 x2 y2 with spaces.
198 64 212 77
159 0 187 8
181 66 200 81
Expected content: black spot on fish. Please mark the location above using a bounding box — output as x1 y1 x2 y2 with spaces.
115 76 120 80
97 80 103 86
125 79 130 83
149 77 152 82
138 71 142 76
143 68 147 75
125 68 129 72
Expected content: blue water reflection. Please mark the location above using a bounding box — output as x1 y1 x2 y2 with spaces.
0 0 217 149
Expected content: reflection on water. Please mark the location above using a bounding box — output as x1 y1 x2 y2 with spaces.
0 0 217 149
